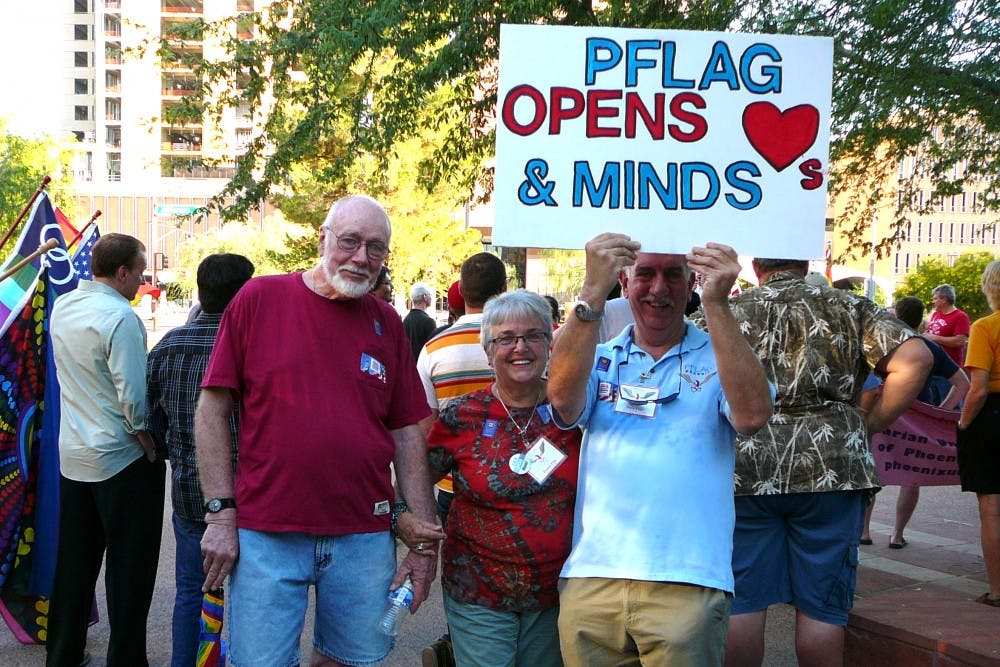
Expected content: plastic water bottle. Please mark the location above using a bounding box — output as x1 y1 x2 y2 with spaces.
378 578 414 636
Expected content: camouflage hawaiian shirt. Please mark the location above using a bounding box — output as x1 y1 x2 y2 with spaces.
693 271 914 495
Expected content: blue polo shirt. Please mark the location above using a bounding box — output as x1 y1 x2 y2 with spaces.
554 322 740 593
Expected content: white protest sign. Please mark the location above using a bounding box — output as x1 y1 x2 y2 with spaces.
494 24 833 258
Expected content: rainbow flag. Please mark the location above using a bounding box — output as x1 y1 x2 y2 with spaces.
197 588 227 667
0 196 77 644
0 193 74 335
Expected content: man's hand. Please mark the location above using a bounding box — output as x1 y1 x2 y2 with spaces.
395 512 446 552
391 548 438 613
581 233 641 305
201 519 238 592
686 243 740 304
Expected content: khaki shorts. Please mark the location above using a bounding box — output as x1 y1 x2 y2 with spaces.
558 577 731 667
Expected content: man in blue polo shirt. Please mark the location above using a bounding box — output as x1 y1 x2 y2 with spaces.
548 233 773 666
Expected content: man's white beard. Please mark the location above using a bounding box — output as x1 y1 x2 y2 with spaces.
330 270 372 299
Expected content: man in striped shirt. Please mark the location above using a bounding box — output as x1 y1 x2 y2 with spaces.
417 252 508 515
415 252 506 667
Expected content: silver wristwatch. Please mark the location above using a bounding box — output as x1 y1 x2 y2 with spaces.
574 300 604 322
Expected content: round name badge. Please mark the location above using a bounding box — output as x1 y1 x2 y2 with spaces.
508 453 530 474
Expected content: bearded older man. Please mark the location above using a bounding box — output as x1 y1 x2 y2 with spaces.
196 195 444 667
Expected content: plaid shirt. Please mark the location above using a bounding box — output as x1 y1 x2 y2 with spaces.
147 312 239 521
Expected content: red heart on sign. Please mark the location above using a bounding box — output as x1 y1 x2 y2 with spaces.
742 102 820 172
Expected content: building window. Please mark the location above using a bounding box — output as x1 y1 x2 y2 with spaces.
916 221 922 243
948 223 954 244
959 224 965 244
74 51 88 67
72 131 84 141
74 78 88 94
894 253 901 274
938 224 944 243
74 0 88 11
970 224 978 244
904 253 911 272
915 254 921 267
992 225 998 245
938 196 945 212
918 190 924 208
951 195 957 212
74 105 89 120
74 24 89 40
926 222 933 243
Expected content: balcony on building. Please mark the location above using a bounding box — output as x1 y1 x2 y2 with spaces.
106 43 123 66
104 0 121 12
106 126 122 149
106 71 122 94
162 73 199 97
107 153 122 182
161 128 203 153
163 0 203 13
104 15 121 37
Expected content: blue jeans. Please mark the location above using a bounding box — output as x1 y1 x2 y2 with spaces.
172 514 207 667
227 529 395 667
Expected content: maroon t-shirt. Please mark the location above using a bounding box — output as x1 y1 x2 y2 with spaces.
202 273 429 535
428 388 580 612
926 308 971 366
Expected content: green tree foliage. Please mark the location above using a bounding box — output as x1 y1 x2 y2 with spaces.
893 251 997 321
174 215 312 293
173 0 997 258
0 121 78 235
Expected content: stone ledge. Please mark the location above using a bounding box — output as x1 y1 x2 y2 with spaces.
846 585 1000 666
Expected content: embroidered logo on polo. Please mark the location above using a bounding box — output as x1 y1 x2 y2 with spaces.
680 369 718 392
373 318 383 335
596 356 611 372
482 419 499 438
360 353 386 383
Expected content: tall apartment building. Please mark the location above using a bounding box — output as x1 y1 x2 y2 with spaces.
63 0 270 264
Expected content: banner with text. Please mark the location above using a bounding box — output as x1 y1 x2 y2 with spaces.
494 24 833 256
871 400 960 487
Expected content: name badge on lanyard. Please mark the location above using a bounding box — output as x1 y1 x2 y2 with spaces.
614 383 660 418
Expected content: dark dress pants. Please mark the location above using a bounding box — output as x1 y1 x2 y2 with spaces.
46 455 166 667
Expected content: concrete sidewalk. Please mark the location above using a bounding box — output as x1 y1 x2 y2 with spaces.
848 485 1000 665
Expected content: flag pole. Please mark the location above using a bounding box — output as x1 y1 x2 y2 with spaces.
0 175 51 256
66 210 103 249
0 239 59 284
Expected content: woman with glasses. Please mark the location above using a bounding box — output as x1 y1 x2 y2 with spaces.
427 289 581 667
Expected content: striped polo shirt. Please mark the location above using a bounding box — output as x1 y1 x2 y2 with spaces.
417 313 494 492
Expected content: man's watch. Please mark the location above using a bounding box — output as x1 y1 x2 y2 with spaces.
574 300 604 322
204 497 237 514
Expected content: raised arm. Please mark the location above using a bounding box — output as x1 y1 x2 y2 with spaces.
548 233 639 423
687 243 772 435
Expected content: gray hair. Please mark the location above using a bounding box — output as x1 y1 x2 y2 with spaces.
480 290 553 349
409 282 433 305
932 284 956 304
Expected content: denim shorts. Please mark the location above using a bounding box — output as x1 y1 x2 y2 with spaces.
227 528 396 667
731 490 866 625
